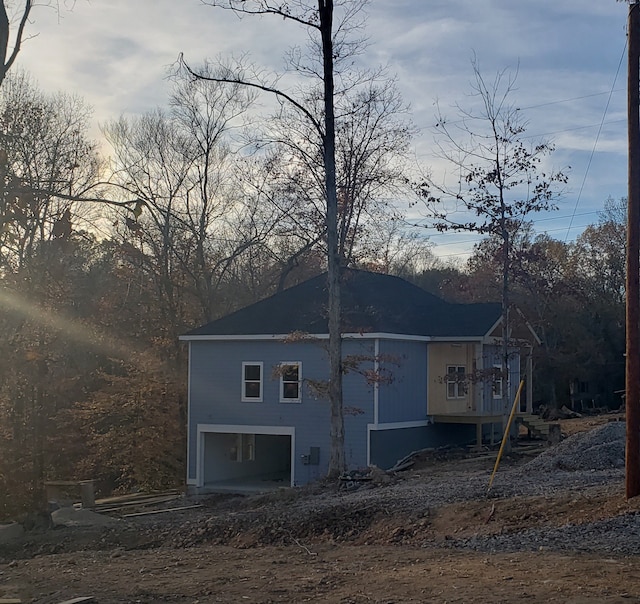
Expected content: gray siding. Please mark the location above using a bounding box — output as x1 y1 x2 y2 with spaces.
188 338 375 485
187 336 518 486
482 345 521 412
342 340 376 470
370 423 476 469
377 339 428 424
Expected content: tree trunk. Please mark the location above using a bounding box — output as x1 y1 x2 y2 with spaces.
501 225 511 452
319 0 345 477
0 2 9 86
0 1 32 89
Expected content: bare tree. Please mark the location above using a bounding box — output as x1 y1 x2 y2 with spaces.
179 0 378 476
257 76 414 268
103 71 287 335
0 71 101 272
420 59 567 439
0 0 31 87
0 70 106 511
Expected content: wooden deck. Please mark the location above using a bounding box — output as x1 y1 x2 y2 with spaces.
431 413 505 446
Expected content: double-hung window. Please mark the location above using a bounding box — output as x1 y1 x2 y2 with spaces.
242 362 263 402
446 365 467 399
492 364 504 399
279 362 302 403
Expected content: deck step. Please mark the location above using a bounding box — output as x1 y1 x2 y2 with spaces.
516 413 552 439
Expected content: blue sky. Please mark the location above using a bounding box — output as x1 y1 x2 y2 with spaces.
13 0 629 260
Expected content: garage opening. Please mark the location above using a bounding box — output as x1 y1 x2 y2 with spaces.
199 428 293 492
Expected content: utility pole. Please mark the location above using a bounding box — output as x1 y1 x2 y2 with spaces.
626 0 640 499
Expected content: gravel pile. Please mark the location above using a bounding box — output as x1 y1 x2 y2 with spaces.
98 422 631 555
446 512 640 556
161 464 625 550
523 421 625 472
5 422 633 560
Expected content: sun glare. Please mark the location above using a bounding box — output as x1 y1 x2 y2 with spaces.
0 287 136 361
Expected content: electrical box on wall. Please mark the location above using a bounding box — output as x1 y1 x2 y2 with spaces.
301 446 320 465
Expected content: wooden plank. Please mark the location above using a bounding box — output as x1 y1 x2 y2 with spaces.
95 494 181 513
94 489 180 506
431 414 503 425
57 598 95 604
44 480 93 487
122 504 203 518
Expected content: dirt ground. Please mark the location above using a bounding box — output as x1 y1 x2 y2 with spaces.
558 413 625 437
2 414 638 604
4 544 640 604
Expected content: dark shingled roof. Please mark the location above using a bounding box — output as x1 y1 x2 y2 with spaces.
183 269 502 338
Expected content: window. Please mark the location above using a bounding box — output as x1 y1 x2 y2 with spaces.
279 362 302 402
230 434 255 462
446 365 467 399
242 362 263 402
242 433 255 460
492 365 503 399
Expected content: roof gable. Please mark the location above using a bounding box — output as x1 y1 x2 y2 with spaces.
183 269 503 339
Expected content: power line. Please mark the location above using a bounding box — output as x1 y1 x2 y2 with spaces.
564 39 627 242
432 222 596 259
426 88 625 132
532 210 600 224
522 119 626 140
409 209 603 242
516 89 625 111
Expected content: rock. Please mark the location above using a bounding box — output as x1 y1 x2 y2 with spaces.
51 508 119 528
547 423 562 445
369 466 392 485
20 510 52 531
0 522 24 544
524 422 626 473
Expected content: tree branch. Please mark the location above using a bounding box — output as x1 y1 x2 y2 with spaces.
1 0 32 85
201 0 321 30
178 53 324 140
17 184 145 214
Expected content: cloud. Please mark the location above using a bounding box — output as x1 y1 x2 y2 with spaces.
10 0 631 252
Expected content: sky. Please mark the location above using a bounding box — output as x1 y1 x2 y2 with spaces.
11 0 630 261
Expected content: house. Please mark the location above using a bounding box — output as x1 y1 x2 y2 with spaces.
180 269 538 491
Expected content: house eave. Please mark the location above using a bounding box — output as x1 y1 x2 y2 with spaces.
179 332 492 342
180 332 433 342
428 336 485 343
480 307 541 346
179 333 292 341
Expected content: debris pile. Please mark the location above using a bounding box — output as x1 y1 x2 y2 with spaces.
339 466 394 490
538 404 582 420
390 445 469 472
1 421 633 561
524 421 625 472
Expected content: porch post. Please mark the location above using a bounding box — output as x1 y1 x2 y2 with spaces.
526 348 533 414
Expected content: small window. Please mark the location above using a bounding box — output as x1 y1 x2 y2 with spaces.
492 365 503 399
446 365 467 399
279 362 302 403
230 434 255 462
242 362 263 402
242 433 255 461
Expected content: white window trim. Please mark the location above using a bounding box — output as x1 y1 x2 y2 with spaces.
195 424 295 488
446 365 467 400
492 364 504 399
279 361 302 403
241 361 263 402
